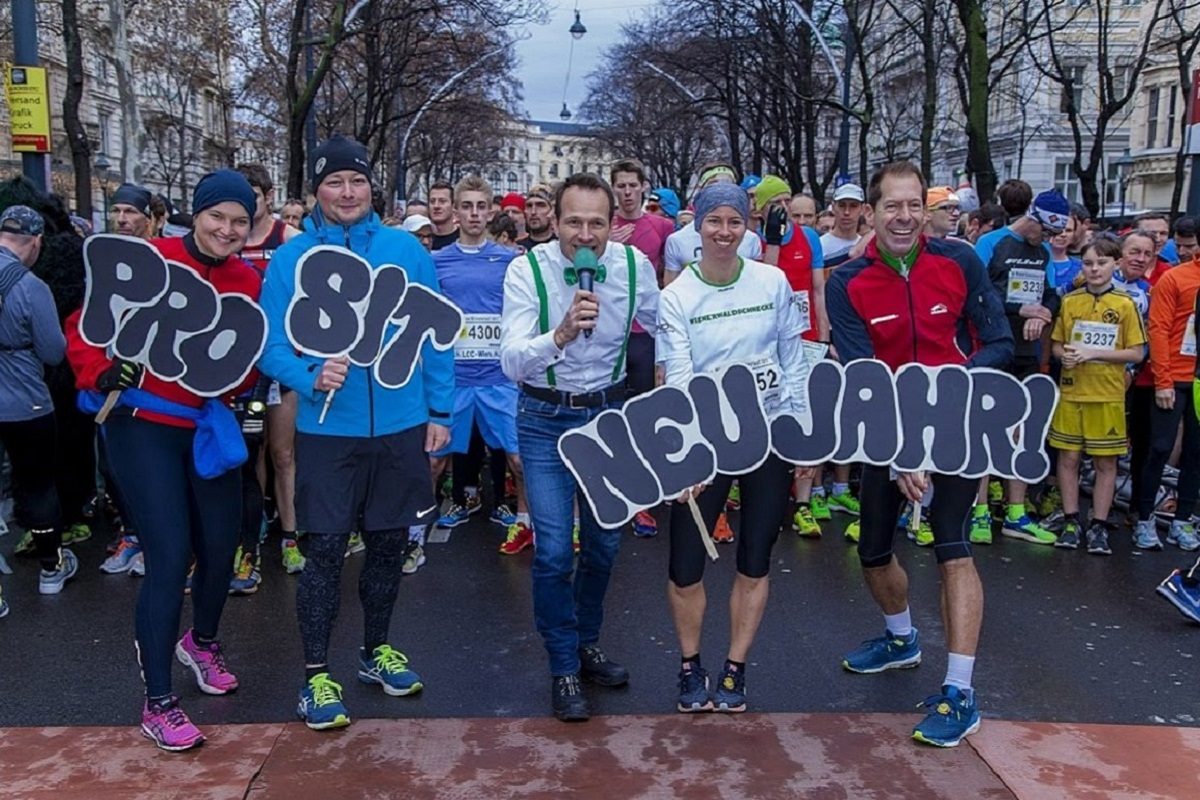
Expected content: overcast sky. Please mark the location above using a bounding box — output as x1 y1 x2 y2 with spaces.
516 1 656 122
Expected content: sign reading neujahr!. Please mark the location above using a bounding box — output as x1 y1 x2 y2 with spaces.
4 65 52 153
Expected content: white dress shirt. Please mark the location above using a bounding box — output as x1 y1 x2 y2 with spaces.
501 240 660 392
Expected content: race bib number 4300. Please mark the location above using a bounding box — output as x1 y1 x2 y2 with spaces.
455 314 502 360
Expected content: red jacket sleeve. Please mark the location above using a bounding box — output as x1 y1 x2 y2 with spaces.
64 308 114 391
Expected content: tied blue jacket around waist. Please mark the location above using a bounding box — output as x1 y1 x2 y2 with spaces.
258 210 454 438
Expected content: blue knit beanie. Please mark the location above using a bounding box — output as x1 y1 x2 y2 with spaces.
693 183 750 231
192 169 257 221
1028 189 1070 232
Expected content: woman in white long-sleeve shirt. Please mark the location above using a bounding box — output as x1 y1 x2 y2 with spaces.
655 183 811 714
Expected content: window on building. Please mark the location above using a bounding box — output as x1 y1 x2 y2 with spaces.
549 163 559 178
1053 160 1080 203
1002 159 1014 181
1166 86 1178 147
98 112 111 155
94 55 109 85
490 170 501 188
1061 65 1085 113
204 92 220 136
507 172 518 191
568 163 575 176
1104 159 1121 206
508 146 516 161
1111 65 1131 100
1147 87 1160 148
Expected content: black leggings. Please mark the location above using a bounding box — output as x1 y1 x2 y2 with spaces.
625 330 656 398
296 528 410 667
1138 385 1200 521
452 425 505 505
104 415 241 699
669 456 792 586
0 413 62 567
1128 384 1155 513
51 383 95 527
857 465 976 568
240 436 265 553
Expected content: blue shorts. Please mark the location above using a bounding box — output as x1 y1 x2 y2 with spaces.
433 383 519 457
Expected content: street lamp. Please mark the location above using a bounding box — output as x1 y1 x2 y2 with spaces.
559 103 572 121
1115 148 1135 219
94 151 112 228
569 9 587 39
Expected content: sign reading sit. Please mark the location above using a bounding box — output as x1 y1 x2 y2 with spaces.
4 64 52 153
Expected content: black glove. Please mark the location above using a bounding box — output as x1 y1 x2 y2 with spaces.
241 398 267 437
764 205 788 246
96 359 143 392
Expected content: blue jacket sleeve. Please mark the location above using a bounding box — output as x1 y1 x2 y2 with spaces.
960 247 1015 370
408 244 454 418
25 278 66 366
826 265 876 363
257 238 320 398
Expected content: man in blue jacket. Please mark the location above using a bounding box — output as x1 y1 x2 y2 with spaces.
259 135 454 730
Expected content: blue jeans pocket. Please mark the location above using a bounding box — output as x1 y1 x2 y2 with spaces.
518 393 561 419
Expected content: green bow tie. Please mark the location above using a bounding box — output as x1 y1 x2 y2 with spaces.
563 263 607 286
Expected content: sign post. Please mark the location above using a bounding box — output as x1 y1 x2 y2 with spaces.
8 0 49 191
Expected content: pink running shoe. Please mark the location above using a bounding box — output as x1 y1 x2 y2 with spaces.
141 696 205 752
175 629 239 695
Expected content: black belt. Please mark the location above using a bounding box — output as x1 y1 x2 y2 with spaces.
521 383 624 409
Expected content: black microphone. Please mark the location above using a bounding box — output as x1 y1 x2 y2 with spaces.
575 247 599 338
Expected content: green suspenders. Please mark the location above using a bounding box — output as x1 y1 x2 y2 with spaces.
526 246 638 389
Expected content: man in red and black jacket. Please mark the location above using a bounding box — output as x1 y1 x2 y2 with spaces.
825 161 1013 748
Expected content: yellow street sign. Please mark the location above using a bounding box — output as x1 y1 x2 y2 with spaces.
4 64 52 153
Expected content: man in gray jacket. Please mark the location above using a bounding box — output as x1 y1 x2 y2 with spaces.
0 205 72 612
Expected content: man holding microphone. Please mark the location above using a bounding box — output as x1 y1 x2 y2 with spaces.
501 173 660 722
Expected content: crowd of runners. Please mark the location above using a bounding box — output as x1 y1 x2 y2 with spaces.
1 136 1198 753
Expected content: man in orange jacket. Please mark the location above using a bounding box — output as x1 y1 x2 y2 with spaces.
1136 244 1200 551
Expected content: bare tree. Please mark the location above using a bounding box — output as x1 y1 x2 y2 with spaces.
1161 2 1200 217
61 0 92 216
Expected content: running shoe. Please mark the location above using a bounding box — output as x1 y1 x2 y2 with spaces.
1087 523 1113 556
490 504 517 527
229 548 261 595
297 673 351 730
130 552 146 577
142 696 205 751
437 503 474 529
828 490 860 516
725 483 741 512
677 665 712 713
844 520 860 543
1040 508 1067 532
38 549 79 595
1133 519 1162 550
1000 513 1056 545
969 507 993 545
0 584 8 619
907 520 934 547
1035 486 1063 518
13 530 34 556
573 523 580 553
499 521 534 555
1156 569 1200 624
61 523 92 545
633 510 658 538
912 685 980 748
810 493 831 521
281 538 306 574
842 628 921 673
345 532 366 557
358 644 423 696
1167 520 1200 552
101 536 141 574
713 664 746 713
1055 519 1081 550
175 629 239 695
712 514 734 543
792 505 821 537
402 543 426 574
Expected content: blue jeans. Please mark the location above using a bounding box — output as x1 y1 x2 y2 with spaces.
518 392 623 676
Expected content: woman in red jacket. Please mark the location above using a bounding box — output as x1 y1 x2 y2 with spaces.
66 170 260 751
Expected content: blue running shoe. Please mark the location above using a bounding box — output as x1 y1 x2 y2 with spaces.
912 685 981 747
1157 570 1200 624
842 628 921 673
358 644 424 696
489 504 517 527
677 665 712 713
437 503 472 529
1133 519 1162 550
297 673 351 730
713 664 746 713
